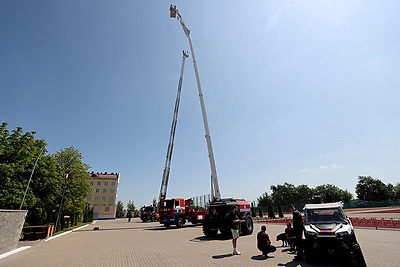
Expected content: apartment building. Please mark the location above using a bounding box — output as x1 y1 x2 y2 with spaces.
88 172 120 220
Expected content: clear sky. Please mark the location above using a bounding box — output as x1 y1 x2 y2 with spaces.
1 1 399 208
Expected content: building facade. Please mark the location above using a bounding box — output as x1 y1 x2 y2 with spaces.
88 172 120 220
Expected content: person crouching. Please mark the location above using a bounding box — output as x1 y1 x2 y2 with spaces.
257 225 276 257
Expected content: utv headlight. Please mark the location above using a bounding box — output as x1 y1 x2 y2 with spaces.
306 231 318 237
336 231 349 237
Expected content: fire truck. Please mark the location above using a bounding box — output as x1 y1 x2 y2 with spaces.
159 198 208 228
139 206 159 222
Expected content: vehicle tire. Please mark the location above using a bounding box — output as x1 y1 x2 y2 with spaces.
141 219 147 222
240 215 253 235
352 242 367 267
164 223 171 229
202 215 218 237
176 217 185 228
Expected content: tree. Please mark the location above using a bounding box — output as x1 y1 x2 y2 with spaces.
257 192 272 207
356 176 390 201
127 200 136 217
314 184 353 203
394 183 400 200
267 203 275 219
53 147 91 229
270 182 296 206
116 201 124 218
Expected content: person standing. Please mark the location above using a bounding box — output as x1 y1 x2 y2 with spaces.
225 205 244 255
285 222 296 250
257 225 276 257
288 204 304 260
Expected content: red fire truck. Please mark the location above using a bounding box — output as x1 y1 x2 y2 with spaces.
159 198 208 228
140 206 159 222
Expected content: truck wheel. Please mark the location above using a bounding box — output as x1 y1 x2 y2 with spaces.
202 215 218 237
141 219 146 222
176 217 185 228
219 224 232 238
164 223 171 229
241 215 253 235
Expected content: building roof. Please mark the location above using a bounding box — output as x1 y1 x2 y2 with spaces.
89 172 120 179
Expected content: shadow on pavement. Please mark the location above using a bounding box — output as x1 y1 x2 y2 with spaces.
251 254 274 260
212 253 233 259
190 235 230 242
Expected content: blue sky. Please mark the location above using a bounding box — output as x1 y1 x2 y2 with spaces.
1 1 399 208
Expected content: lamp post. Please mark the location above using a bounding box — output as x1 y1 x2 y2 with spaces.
20 146 45 210
55 173 69 232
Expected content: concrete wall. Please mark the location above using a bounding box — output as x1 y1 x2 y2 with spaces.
0 210 27 255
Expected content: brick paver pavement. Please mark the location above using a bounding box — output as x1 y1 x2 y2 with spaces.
1 218 399 267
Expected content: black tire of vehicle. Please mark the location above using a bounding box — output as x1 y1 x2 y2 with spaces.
141 219 147 222
241 215 253 235
352 242 367 267
176 217 185 228
219 223 232 238
164 223 171 228
202 215 218 237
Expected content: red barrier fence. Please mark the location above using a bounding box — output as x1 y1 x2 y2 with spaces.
255 217 400 230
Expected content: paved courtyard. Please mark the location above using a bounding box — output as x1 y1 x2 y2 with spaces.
1 218 399 267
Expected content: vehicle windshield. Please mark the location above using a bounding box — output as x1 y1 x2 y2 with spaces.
141 207 152 212
305 208 347 224
160 200 174 208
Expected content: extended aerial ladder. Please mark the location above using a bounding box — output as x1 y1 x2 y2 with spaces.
158 50 189 205
170 5 221 201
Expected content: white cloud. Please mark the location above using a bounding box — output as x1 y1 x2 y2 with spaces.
301 164 340 173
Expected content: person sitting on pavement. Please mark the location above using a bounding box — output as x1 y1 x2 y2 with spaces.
285 222 296 250
257 225 276 257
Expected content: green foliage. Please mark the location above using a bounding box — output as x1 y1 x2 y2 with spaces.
394 183 400 199
257 192 272 207
258 181 354 209
267 203 275 219
0 123 92 229
314 184 352 203
127 200 136 216
116 200 124 218
53 147 91 230
356 176 391 201
278 205 284 218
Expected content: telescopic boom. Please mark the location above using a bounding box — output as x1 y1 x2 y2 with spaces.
158 50 189 204
169 5 221 201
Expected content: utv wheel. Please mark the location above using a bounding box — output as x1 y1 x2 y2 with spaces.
241 215 253 235
164 223 171 229
352 242 367 267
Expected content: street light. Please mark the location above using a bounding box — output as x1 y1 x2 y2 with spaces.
20 146 45 210
55 173 69 232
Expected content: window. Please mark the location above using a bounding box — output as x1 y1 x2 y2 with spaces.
87 196 91 201
109 196 113 201
97 181 101 186
103 189 107 193
96 189 100 193
90 181 94 186
110 189 114 193
104 181 108 186
102 196 106 201
111 182 115 186
94 196 99 201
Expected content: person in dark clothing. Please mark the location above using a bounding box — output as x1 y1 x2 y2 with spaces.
285 222 296 250
225 205 244 255
289 204 304 260
257 225 276 257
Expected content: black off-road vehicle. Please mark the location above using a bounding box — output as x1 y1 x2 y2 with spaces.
303 202 367 266
202 198 253 238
